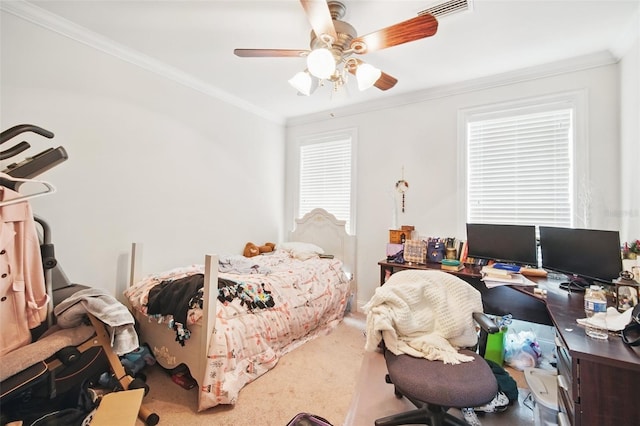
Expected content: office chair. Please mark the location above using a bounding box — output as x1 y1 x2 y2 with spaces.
365 270 500 426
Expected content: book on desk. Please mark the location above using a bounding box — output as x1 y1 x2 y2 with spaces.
441 259 464 272
480 265 537 288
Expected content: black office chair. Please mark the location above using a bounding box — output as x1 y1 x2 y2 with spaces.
367 270 500 426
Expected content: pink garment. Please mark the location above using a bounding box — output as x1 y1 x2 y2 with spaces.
0 186 49 356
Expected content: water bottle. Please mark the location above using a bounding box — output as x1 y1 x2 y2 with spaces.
584 285 608 339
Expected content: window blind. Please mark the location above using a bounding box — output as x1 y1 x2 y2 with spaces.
299 137 352 230
467 108 573 227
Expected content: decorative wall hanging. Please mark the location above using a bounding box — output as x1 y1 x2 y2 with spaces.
396 167 409 213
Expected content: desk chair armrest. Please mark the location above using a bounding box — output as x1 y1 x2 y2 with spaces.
473 312 499 334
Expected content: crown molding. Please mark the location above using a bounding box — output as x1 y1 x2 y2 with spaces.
610 8 640 59
286 50 618 127
1 0 285 125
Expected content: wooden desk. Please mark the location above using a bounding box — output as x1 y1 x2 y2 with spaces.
378 260 640 426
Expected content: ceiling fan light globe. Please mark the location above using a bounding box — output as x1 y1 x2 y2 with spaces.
288 71 312 96
356 63 382 91
306 48 335 79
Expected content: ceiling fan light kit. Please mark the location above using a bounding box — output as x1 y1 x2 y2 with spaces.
306 47 336 79
288 71 313 96
355 63 382 91
234 0 438 98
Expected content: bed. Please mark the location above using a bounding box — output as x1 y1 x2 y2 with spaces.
124 208 356 412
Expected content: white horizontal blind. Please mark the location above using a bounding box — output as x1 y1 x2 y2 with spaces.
467 108 573 227
299 136 352 230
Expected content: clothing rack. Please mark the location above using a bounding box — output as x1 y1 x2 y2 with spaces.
1 124 68 191
0 124 68 325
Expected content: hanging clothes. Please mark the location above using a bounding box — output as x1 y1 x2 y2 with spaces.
0 185 49 356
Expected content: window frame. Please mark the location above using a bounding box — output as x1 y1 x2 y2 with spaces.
293 128 358 235
457 90 588 234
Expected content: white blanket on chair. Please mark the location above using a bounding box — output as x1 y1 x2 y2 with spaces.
363 269 483 364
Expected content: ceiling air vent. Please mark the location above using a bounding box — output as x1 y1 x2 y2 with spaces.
418 0 472 18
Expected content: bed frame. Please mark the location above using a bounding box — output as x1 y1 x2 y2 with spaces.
127 208 356 391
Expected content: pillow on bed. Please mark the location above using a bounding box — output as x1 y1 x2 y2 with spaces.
277 241 324 260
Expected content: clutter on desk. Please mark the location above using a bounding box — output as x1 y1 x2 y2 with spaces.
386 247 405 263
576 305 633 333
402 239 425 264
520 267 548 277
482 265 517 278
480 266 537 288
622 239 639 260
615 270 640 312
440 258 463 272
386 232 462 265
533 288 548 296
388 225 415 244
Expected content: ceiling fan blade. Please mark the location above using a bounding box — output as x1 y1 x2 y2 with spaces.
234 49 309 58
373 71 398 91
346 59 398 91
350 13 438 54
300 0 338 42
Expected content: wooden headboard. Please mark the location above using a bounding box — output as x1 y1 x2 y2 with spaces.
289 208 357 302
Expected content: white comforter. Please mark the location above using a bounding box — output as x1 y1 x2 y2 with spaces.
363 269 483 364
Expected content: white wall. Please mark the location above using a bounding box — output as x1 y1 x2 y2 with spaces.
619 26 640 243
286 63 626 309
1 12 285 299
2 8 637 311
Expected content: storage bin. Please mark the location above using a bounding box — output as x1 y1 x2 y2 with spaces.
524 368 558 426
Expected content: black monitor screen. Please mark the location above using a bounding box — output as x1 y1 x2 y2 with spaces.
539 226 622 284
466 223 538 266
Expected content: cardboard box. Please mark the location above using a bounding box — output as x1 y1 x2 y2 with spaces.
90 388 144 425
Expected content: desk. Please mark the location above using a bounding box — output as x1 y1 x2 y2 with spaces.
378 260 640 426
379 261 552 325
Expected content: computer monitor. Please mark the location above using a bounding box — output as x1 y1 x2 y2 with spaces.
539 226 622 288
465 223 538 266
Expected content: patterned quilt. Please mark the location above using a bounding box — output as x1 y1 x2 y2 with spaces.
124 249 351 411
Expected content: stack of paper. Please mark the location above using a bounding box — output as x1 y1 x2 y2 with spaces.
481 267 537 289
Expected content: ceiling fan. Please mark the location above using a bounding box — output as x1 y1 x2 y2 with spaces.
234 0 438 96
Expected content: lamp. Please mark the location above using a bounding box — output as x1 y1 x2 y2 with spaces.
288 71 312 96
306 48 335 79
355 63 382 91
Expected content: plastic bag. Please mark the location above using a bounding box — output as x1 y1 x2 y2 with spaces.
503 328 542 371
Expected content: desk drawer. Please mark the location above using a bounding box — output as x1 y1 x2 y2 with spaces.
557 375 574 425
558 411 571 426
555 336 574 387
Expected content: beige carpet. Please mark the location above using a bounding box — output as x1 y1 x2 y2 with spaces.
135 313 367 426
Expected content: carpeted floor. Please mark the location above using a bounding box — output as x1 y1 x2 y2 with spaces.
345 350 537 426
135 313 367 426
134 312 535 426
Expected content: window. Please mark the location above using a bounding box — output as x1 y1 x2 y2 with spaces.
297 129 356 234
461 92 586 228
